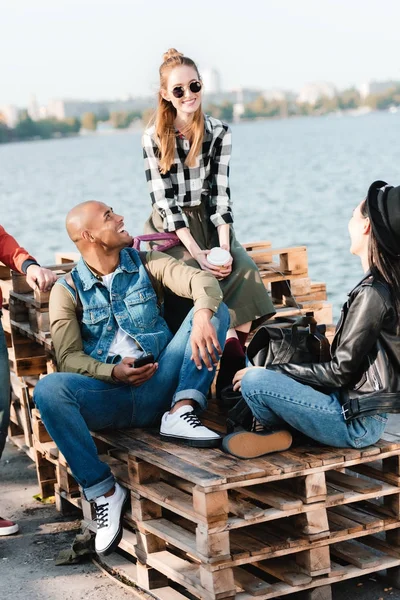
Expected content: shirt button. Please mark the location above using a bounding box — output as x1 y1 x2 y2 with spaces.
97 350 103 355
107 326 112 331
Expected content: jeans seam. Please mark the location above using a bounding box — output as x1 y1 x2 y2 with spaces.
245 389 342 415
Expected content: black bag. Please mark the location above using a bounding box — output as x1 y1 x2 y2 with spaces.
224 312 331 433
247 312 331 367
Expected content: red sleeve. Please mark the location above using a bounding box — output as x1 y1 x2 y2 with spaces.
0 225 36 273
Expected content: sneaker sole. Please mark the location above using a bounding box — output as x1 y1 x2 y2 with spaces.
160 433 221 448
0 524 19 536
96 491 129 556
222 430 292 459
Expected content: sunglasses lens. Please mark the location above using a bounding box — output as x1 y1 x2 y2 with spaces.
190 81 202 93
172 86 184 98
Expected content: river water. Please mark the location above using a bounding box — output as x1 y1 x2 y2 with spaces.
1 111 399 318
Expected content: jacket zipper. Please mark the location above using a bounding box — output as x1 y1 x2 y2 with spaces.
368 356 382 391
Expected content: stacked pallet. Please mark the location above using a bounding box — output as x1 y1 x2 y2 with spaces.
23 406 400 600
82 428 400 600
6 243 400 600
1 259 76 456
243 242 331 325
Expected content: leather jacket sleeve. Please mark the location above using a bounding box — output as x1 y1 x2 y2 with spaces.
270 285 390 389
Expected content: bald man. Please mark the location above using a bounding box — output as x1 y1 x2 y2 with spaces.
33 201 229 556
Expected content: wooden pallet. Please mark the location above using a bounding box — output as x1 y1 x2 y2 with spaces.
58 427 398 600
0 244 371 600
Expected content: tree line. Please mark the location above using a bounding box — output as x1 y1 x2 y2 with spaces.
1 84 400 144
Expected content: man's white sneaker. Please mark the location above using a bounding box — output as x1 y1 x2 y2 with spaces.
94 482 128 556
160 405 221 448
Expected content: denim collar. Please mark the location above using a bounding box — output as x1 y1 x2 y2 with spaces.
76 248 139 291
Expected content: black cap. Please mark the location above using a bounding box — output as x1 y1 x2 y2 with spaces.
366 180 400 257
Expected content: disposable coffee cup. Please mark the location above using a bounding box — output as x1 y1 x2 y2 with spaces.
207 247 231 267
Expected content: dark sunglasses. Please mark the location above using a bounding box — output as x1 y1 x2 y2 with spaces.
172 80 202 99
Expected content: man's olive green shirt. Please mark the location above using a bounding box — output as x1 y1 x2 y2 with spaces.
49 250 223 382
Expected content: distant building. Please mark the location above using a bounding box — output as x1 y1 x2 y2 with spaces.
0 104 19 128
28 95 40 121
358 80 399 99
262 89 290 102
233 102 245 123
46 96 155 120
201 68 221 95
297 82 337 105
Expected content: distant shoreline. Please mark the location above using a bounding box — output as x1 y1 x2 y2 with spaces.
1 107 396 147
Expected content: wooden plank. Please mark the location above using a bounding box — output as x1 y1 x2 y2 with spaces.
131 481 197 522
326 470 382 494
350 462 400 487
329 504 384 529
235 556 400 600
362 535 400 559
145 550 217 600
256 557 312 586
128 428 274 481
328 511 364 536
96 430 226 487
139 519 198 558
238 484 303 511
330 540 381 568
234 567 273 596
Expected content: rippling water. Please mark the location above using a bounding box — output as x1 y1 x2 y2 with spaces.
1 112 399 318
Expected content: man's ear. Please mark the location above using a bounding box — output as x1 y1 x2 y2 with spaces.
82 230 94 242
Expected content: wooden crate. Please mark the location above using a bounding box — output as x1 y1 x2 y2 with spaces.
242 242 329 316
74 427 400 600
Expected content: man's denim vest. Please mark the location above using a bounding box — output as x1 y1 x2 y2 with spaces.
59 248 173 363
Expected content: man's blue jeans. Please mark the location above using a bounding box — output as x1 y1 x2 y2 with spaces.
34 304 229 500
241 368 387 448
0 322 11 459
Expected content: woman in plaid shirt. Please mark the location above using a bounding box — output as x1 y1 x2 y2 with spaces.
142 48 275 394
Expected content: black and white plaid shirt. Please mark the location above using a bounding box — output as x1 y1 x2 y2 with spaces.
142 115 233 232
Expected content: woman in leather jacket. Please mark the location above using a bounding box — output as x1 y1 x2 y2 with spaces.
222 180 400 459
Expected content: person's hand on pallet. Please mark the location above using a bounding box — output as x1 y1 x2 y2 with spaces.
26 265 57 292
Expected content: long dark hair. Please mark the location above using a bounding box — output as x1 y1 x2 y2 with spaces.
361 199 400 317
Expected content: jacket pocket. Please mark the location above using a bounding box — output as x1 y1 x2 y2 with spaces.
81 306 110 349
124 286 159 330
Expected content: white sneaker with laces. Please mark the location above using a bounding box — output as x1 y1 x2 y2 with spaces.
94 482 128 555
160 405 221 448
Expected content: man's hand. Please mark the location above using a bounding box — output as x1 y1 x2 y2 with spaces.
26 265 57 292
190 309 222 371
112 357 158 386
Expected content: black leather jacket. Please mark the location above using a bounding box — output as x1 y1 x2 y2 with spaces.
273 270 400 420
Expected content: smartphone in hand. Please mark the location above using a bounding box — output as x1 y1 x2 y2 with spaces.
133 354 155 368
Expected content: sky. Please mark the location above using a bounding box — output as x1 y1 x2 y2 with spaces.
1 0 400 107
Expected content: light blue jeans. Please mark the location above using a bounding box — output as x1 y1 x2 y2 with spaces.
34 304 229 500
241 368 388 448
0 322 10 459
